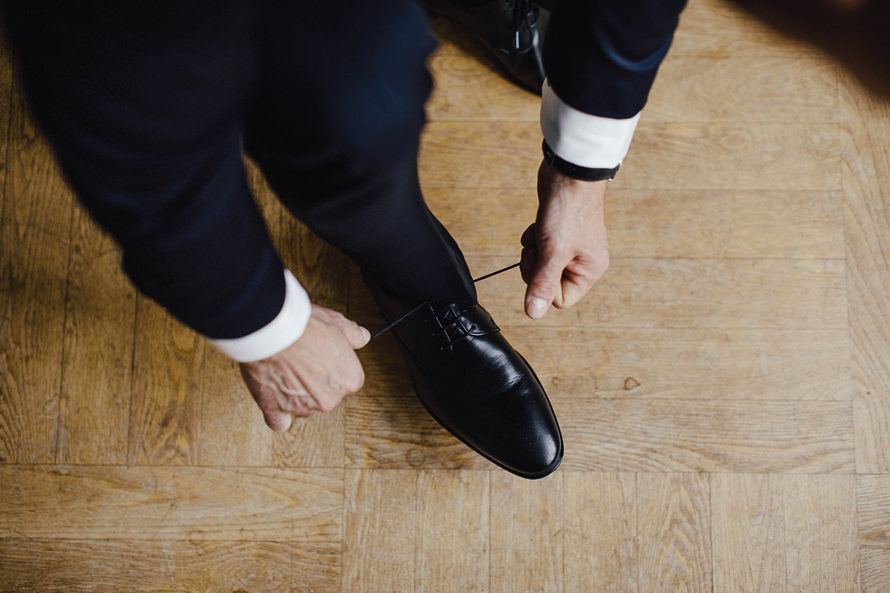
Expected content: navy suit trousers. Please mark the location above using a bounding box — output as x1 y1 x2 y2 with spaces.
1 0 477 339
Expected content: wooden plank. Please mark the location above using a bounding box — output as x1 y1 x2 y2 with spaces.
425 19 540 123
672 0 822 57
782 474 859 593
0 38 13 216
127 297 204 465
343 469 418 593
418 122 840 191
840 71 890 474
490 471 564 593
857 474 890 549
359 327 851 402
0 465 343 541
345 387 489 470
560 398 854 473
425 187 845 259
647 56 838 123
56 207 136 465
417 470 489 593
860 548 890 593
0 81 72 464
0 538 340 593
473 256 846 331
199 351 274 466
564 472 638 593
637 473 712 593
711 474 786 593
351 256 847 332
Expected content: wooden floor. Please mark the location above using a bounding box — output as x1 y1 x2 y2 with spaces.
2 1 890 591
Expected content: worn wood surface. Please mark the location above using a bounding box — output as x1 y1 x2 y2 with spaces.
2 0 889 591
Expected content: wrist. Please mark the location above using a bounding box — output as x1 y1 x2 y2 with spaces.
542 140 619 182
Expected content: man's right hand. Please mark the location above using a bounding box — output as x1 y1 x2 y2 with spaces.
239 304 370 431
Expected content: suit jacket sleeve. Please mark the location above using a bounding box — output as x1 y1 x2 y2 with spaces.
544 0 688 120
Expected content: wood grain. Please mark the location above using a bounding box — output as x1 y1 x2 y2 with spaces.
418 121 840 191
426 187 845 260
860 548 890 593
647 56 838 123
711 474 786 593
782 474 859 593
417 470 490 593
56 208 135 465
360 327 851 402
0 81 72 464
857 474 890 549
672 0 822 58
637 473 712 593
560 398 854 473
345 387 490 470
351 256 847 332
470 256 847 332
343 469 418 593
564 472 638 593
127 297 204 466
0 538 341 593
198 351 274 467
490 472 564 593
0 465 343 542
425 19 539 123
840 71 890 474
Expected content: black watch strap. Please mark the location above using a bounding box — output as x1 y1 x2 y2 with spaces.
542 140 619 182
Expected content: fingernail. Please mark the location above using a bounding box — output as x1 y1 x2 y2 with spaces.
527 297 549 319
361 327 371 342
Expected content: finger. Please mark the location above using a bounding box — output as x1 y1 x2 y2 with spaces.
263 408 293 432
519 246 537 285
331 314 371 350
520 223 537 249
524 250 568 319
557 276 589 309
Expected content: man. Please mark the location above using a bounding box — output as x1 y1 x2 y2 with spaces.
0 0 685 479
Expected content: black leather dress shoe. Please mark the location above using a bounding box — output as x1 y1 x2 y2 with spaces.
418 0 549 94
367 279 563 479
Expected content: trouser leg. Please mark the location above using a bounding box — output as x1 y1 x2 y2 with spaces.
244 0 477 305
0 1 288 338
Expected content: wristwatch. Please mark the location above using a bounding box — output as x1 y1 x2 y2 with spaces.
542 140 619 182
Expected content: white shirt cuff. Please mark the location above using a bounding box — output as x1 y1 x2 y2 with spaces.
207 269 312 362
540 78 641 170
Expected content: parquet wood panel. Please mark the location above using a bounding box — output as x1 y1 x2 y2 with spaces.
426 187 845 259
0 539 341 593
840 72 890 474
564 472 638 593
127 297 204 466
2 0 889 591
489 472 564 593
0 465 343 541
56 208 135 465
712 474 786 593
0 79 72 465
637 473 712 593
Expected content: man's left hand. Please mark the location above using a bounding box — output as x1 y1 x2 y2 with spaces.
520 160 611 319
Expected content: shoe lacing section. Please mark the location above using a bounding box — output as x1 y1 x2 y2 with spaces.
426 304 476 351
510 0 538 53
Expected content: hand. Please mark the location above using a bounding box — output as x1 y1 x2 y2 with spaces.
239 304 370 431
520 160 611 319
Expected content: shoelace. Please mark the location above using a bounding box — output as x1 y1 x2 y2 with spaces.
369 261 520 342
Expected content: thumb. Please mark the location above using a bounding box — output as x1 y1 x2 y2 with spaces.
524 251 566 319
334 315 371 350
263 409 293 432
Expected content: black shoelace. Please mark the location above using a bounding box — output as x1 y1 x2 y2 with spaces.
369 261 520 342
